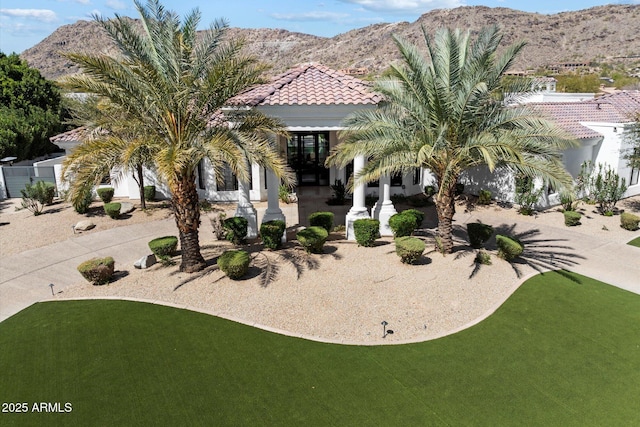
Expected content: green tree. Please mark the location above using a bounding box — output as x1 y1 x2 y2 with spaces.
555 73 600 93
61 0 290 272
0 52 65 160
327 26 575 254
623 112 640 175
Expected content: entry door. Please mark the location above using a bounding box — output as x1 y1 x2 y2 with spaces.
288 133 330 186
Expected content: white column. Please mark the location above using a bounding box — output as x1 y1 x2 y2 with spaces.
345 155 370 240
378 175 397 236
262 170 287 242
235 162 258 239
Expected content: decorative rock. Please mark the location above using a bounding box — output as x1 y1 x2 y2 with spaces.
134 254 157 269
74 220 96 231
120 202 135 214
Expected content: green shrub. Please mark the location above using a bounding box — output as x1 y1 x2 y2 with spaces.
424 185 436 197
478 189 492 205
279 184 294 204
515 176 541 216
217 250 250 280
395 236 425 264
563 210 582 226
97 187 114 203
143 185 156 202
353 218 380 247
77 257 115 285
73 187 94 214
620 212 640 231
260 220 286 250
309 211 334 233
475 251 492 265
389 212 417 237
403 208 425 226
296 226 328 253
223 216 249 245
559 189 577 211
496 234 524 261
148 236 178 261
467 222 494 248
20 181 55 215
328 179 346 205
104 202 121 219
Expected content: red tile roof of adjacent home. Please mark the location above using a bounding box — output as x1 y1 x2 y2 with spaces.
528 90 640 139
228 63 383 107
49 126 89 143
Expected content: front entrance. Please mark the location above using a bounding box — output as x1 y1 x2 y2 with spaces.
287 132 330 186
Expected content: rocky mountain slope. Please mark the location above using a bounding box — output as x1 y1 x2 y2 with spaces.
20 4 640 81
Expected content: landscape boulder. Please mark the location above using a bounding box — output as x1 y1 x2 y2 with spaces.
134 254 157 269
120 202 135 214
74 220 96 232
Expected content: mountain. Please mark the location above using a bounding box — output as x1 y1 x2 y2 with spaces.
20 5 640 81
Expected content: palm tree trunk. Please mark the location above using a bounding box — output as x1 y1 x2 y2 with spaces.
435 185 456 254
171 175 206 272
136 163 146 210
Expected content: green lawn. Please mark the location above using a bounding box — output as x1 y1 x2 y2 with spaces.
628 236 640 247
1 271 639 426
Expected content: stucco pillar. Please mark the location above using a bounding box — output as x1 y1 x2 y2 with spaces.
235 163 258 239
377 175 397 236
262 170 286 242
345 155 370 240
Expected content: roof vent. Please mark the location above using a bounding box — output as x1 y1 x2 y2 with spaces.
596 103 601 110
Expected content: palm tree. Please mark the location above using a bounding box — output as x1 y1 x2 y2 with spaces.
61 0 290 272
327 26 576 254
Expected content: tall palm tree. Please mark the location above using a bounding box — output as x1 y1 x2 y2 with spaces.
327 26 576 254
61 0 290 272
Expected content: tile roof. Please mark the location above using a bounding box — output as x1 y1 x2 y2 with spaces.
528 90 640 139
228 63 383 107
50 126 89 143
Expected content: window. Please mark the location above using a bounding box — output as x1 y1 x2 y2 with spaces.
218 163 238 191
413 168 421 185
197 160 206 190
631 149 639 186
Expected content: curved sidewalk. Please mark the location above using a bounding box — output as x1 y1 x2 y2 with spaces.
1 212 639 329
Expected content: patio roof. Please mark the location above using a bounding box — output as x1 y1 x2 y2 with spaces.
228 63 383 107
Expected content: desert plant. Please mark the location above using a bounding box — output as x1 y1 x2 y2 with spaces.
620 212 640 231
496 234 524 261
514 176 542 215
210 211 227 240
217 249 250 279
77 257 115 285
73 186 93 214
424 185 436 198
559 189 577 211
467 222 494 248
148 236 178 262
478 189 492 205
563 210 582 226
260 220 286 250
97 187 115 203
309 211 334 233
20 181 55 215
104 202 121 219
353 218 380 247
223 216 249 245
395 236 425 264
389 212 417 237
402 209 425 226
327 179 346 205
475 251 492 265
590 163 627 215
296 226 328 253
143 185 156 202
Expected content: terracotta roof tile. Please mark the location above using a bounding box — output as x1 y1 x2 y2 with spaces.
229 63 382 107
50 126 89 143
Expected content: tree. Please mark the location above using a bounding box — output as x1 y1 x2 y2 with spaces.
61 0 290 272
327 26 575 254
555 73 600 93
623 112 640 172
0 52 66 160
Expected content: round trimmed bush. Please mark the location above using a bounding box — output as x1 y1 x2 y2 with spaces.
395 236 425 264
296 226 328 253
260 220 286 250
77 257 115 285
467 222 494 248
143 185 156 202
97 187 114 203
620 212 640 231
73 187 93 214
389 212 417 237
217 249 250 279
353 218 380 247
403 209 425 226
563 210 582 227
309 212 334 233
496 234 524 261
104 202 121 219
223 217 249 245
148 236 178 260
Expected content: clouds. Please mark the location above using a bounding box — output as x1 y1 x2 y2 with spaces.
271 11 350 22
105 0 127 10
0 9 58 22
338 0 462 13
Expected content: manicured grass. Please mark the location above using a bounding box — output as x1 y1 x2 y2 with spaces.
1 271 639 426
628 236 640 247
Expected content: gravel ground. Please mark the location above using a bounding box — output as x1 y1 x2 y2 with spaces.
2 195 638 344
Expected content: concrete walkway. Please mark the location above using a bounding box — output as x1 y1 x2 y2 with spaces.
1 206 639 324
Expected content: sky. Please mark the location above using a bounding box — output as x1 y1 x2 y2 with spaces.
1 0 638 55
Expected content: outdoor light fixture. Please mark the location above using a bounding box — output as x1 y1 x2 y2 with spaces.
381 321 394 338
49 283 55 296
